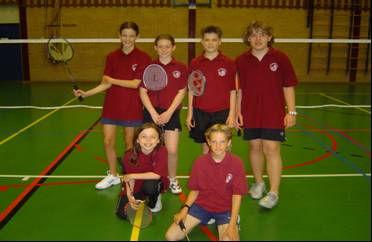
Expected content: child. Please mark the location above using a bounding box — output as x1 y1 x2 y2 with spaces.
165 124 248 241
139 34 187 194
73 22 151 190
236 21 298 209
186 25 237 155
116 122 169 218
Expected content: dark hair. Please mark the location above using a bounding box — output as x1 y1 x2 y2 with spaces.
119 21 139 36
201 25 223 39
242 21 274 47
154 34 175 46
128 122 164 165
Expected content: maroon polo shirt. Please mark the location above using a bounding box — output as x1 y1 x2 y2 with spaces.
189 52 236 112
236 48 298 129
141 59 187 110
188 152 248 213
102 48 151 121
122 146 169 193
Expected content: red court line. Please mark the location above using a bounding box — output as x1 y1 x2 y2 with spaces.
178 193 218 241
0 119 100 228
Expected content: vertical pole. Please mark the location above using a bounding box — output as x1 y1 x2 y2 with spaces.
188 0 196 64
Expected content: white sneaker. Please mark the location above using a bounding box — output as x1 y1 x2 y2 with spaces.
249 182 266 199
95 171 121 190
169 178 182 194
150 194 162 213
259 192 279 209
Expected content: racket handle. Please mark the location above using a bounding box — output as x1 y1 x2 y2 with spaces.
72 84 84 101
179 220 186 231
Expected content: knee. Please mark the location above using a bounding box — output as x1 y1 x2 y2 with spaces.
103 137 115 149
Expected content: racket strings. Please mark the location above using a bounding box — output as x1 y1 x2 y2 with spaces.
143 64 168 91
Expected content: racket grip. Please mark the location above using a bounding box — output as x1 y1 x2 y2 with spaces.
179 220 186 231
72 84 84 101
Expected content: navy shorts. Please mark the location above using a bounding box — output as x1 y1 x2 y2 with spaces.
189 108 229 143
101 118 142 127
143 107 182 131
243 128 286 142
189 203 231 226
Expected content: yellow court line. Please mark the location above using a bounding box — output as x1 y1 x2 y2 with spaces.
318 93 371 114
130 203 145 241
0 97 78 146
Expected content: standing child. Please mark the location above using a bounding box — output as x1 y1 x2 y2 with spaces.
140 34 187 194
186 25 237 154
73 22 151 190
165 124 248 241
236 21 298 209
116 122 169 218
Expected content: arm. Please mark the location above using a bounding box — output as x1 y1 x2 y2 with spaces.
221 194 242 241
139 87 160 124
174 190 199 224
73 79 111 98
226 90 236 128
158 88 187 125
236 89 243 128
283 86 296 128
103 75 142 89
186 91 195 130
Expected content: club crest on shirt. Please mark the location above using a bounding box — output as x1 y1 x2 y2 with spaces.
132 64 138 71
217 68 227 77
225 173 233 184
172 70 181 78
269 62 279 72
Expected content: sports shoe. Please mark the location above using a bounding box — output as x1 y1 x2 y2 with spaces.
258 192 279 209
169 177 182 194
95 171 121 190
249 182 266 199
150 194 162 213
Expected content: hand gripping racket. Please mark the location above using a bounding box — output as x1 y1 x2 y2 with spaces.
120 179 152 229
179 220 190 241
47 37 83 101
188 70 206 96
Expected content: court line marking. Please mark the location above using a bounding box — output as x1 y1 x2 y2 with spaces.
0 173 370 179
0 97 78 146
318 93 371 114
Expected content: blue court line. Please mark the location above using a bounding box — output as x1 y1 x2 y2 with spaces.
297 123 370 184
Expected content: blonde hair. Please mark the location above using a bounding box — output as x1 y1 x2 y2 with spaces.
205 124 233 142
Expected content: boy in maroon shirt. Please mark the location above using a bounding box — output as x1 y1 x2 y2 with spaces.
165 124 248 241
73 22 151 190
186 26 237 155
236 21 298 209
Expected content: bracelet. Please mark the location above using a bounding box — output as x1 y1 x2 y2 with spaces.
180 204 191 211
288 111 297 116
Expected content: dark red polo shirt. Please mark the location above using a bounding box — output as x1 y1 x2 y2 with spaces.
141 59 187 110
189 52 236 112
122 146 169 193
102 48 151 121
188 152 248 213
236 48 298 129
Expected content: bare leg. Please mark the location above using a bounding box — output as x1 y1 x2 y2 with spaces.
248 139 265 183
103 124 117 176
164 130 180 178
262 140 282 194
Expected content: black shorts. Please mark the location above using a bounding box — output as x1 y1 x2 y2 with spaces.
143 107 182 131
189 108 229 143
243 128 286 142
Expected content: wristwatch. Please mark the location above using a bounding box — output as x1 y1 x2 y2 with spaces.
288 111 297 116
180 204 191 211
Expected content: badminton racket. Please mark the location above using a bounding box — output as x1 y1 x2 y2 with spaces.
143 64 168 131
47 37 83 101
120 179 153 229
188 70 206 96
179 220 190 241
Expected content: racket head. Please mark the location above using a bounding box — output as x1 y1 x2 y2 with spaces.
143 64 168 91
125 201 153 229
47 38 74 64
188 70 206 96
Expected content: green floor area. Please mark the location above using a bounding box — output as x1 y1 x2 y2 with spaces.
0 82 370 240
